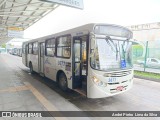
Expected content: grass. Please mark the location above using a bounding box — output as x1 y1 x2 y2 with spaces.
134 70 160 80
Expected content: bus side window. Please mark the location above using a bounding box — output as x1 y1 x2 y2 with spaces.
28 43 33 54
56 35 71 58
46 38 55 56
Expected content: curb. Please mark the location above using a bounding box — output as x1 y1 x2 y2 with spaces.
134 75 160 83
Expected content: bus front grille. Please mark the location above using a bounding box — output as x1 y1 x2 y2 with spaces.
108 80 128 85
104 70 132 77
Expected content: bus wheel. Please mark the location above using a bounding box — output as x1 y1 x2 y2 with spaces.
29 63 34 74
58 73 68 91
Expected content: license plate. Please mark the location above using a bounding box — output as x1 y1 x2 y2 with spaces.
116 86 124 91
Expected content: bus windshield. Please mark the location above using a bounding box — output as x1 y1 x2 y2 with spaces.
90 37 133 71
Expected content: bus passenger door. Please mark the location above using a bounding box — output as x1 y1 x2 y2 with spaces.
73 36 88 93
39 42 45 74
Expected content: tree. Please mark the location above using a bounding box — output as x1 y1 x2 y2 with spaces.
1 43 6 48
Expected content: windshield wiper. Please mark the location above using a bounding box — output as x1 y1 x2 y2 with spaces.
105 36 116 52
105 36 119 60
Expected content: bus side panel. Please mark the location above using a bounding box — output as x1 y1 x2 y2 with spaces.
22 53 26 66
44 56 56 81
32 55 38 73
22 53 25 65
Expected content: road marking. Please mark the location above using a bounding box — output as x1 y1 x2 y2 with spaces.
0 83 68 119
0 85 28 92
24 82 68 120
24 82 57 111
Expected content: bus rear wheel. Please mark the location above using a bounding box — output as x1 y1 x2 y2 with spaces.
58 73 68 91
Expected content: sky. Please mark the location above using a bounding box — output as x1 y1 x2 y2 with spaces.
10 0 160 44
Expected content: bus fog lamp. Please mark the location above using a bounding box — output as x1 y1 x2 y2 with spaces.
98 81 107 87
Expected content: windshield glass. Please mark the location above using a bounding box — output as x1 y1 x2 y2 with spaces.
94 25 132 39
90 37 133 71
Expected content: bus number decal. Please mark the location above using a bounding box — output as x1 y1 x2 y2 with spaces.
108 77 117 83
58 61 66 66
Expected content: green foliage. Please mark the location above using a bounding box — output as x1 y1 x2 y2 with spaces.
132 45 143 57
134 70 160 80
1 44 6 48
132 44 143 49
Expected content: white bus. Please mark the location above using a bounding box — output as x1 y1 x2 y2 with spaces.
17 48 22 57
22 23 133 98
11 48 18 55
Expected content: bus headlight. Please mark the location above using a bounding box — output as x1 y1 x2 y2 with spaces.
92 76 107 87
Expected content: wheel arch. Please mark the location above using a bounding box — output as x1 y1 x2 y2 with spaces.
56 70 66 82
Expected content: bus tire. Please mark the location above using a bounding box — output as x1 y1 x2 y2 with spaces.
58 72 68 91
29 62 34 74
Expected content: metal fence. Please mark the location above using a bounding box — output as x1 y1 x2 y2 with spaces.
133 40 160 73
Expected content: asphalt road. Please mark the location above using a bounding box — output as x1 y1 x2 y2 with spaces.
0 53 160 120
